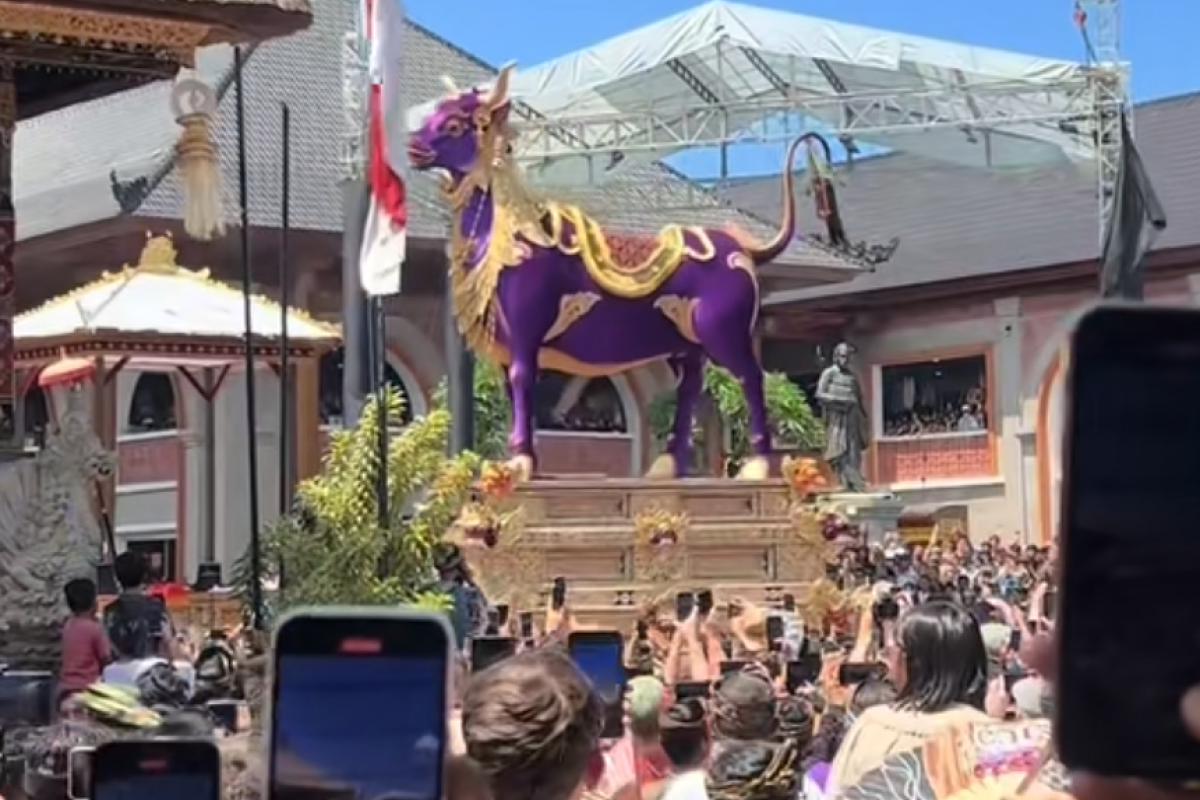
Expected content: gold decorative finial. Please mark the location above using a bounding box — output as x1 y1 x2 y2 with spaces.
138 233 179 271
441 75 460 95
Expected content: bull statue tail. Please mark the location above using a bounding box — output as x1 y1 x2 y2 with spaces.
745 132 829 267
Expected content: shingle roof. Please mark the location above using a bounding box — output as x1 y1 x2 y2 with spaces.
14 0 865 276
723 92 1200 305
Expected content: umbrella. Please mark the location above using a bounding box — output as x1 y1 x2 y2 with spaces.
840 720 1070 800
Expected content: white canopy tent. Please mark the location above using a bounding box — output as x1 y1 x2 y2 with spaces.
407 0 1099 188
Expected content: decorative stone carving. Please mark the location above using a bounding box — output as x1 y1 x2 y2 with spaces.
0 387 116 667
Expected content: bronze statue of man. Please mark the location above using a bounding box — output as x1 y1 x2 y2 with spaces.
816 342 870 492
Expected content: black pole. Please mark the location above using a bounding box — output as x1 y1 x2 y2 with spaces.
277 103 292 516
341 183 371 426
235 46 264 629
444 271 475 454
373 297 389 528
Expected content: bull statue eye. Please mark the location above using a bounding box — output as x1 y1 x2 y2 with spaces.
443 119 464 137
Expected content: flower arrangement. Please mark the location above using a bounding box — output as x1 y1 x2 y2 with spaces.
479 461 517 501
781 455 828 498
633 507 689 550
452 502 503 549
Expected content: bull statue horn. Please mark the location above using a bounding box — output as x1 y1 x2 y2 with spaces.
488 62 516 109
440 75 460 95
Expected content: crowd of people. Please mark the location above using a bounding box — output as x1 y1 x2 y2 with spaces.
3 530 1196 800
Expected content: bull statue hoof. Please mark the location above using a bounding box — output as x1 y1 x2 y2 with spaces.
644 453 679 480
735 456 770 481
506 454 535 483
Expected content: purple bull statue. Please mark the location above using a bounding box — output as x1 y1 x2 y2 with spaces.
409 66 819 482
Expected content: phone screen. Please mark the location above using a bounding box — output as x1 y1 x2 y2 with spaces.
519 612 534 640
1060 307 1200 778
675 593 694 622
471 637 517 672
93 741 218 800
674 682 709 700
568 632 625 738
69 747 94 800
838 662 884 686
786 655 822 693
551 578 567 610
270 612 449 800
766 616 784 649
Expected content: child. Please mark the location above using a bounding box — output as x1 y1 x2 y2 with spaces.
59 578 110 701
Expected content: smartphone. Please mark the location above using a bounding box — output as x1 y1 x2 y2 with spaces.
68 747 94 800
719 661 750 675
674 681 710 700
1042 589 1057 620
495 604 510 629
92 740 218 800
782 593 796 613
873 596 900 622
635 620 649 641
206 699 243 733
567 631 625 739
766 615 784 650
838 661 886 686
1009 629 1022 652
697 589 714 616
269 608 452 800
786 655 822 693
486 608 500 635
1057 305 1200 781
551 577 567 610
675 592 694 622
518 611 534 641
471 637 517 672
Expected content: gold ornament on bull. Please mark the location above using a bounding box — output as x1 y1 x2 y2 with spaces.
799 578 850 631
781 456 828 499
171 74 224 240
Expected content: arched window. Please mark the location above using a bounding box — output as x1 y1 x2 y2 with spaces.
126 372 178 433
24 384 49 446
318 347 414 427
535 371 627 433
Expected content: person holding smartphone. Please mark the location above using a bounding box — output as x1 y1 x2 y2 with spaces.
101 552 185 688
460 650 603 800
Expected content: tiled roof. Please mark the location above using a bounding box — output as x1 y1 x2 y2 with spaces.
13 0 864 275
722 92 1200 305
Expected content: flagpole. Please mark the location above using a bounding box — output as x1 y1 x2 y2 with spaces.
373 297 389 529
235 45 265 629
341 2 371 427
277 103 293 515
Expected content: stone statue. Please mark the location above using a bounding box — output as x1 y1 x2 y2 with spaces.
816 343 870 493
0 386 116 668
408 66 841 482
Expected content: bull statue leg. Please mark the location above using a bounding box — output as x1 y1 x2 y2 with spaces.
695 307 771 481
505 354 538 481
646 350 706 479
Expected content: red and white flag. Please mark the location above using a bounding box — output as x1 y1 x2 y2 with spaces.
359 0 407 296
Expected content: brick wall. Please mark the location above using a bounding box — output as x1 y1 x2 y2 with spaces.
118 436 182 484
873 434 992 484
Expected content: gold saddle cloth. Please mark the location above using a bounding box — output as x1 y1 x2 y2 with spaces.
543 203 716 299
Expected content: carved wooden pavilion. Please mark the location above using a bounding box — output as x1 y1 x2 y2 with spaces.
13 234 339 575
0 0 312 445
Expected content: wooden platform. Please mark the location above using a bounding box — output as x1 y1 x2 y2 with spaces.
464 478 828 628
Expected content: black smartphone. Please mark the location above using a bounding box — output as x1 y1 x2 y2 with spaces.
786 655 822 693
675 592 694 622
551 577 567 610
518 611 534 641
206 699 243 733
873 596 900 622
719 661 750 675
568 631 626 739
471 637 517 672
697 589 714 616
838 661 886 686
92 740 219 800
1008 629 1022 652
485 608 500 635
1057 305 1200 781
495 604 511 629
782 593 796 612
1057 307 1200 778
636 620 649 641
1042 588 1057 620
68 746 94 800
766 615 784 650
269 609 451 800
674 681 710 700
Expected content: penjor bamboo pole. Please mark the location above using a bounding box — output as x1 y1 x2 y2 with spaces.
277 103 293 517
235 46 265 629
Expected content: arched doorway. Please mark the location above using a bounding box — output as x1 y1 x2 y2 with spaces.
126 372 178 433
317 347 426 427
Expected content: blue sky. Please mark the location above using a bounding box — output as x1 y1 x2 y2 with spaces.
403 0 1187 101
402 0 1186 179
